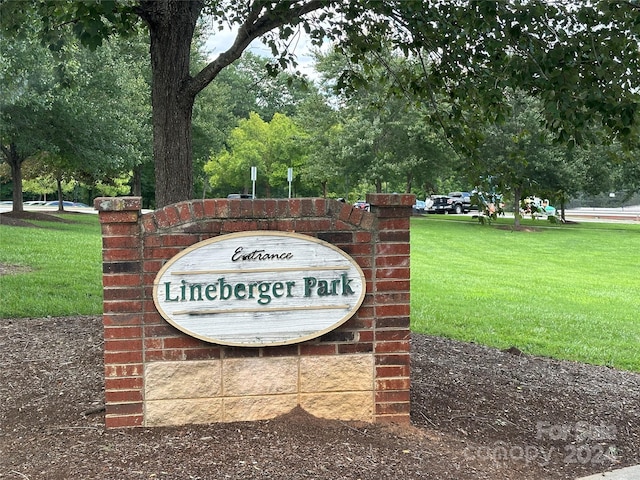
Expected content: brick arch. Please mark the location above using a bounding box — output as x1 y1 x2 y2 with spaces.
95 194 413 429
141 198 372 235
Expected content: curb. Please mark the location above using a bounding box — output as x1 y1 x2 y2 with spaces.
577 465 640 479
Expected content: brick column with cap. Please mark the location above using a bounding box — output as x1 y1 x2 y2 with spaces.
95 197 144 428
367 193 414 423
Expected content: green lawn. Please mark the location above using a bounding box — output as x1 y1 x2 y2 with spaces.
411 215 640 371
0 214 103 318
1 212 638 371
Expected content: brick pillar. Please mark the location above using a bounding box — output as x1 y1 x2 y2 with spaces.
95 197 144 428
367 193 414 423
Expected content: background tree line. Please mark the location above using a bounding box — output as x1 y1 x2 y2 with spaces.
2 1 639 212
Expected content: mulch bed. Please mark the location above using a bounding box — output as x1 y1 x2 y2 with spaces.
1 316 638 480
0 211 73 228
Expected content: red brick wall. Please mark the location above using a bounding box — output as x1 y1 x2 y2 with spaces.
95 194 414 428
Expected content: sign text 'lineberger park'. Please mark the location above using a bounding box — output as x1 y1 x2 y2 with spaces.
153 231 366 347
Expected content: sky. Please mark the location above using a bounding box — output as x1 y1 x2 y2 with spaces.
202 23 324 79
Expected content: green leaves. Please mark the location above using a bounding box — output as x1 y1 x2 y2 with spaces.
1 0 140 51
204 112 307 197
4 0 638 206
0 29 151 207
328 1 640 146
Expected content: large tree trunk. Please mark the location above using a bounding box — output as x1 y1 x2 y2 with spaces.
136 0 327 208
141 1 203 208
513 186 523 229
405 172 413 193
5 143 24 214
131 164 142 197
56 177 65 212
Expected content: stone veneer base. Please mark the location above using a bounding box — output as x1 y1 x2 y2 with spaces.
144 353 374 426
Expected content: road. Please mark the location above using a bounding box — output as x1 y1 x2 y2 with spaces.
0 204 97 215
560 206 640 223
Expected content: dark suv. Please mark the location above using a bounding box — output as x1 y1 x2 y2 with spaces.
448 192 472 213
429 192 471 214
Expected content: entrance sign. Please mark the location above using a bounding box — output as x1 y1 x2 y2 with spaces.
153 231 366 347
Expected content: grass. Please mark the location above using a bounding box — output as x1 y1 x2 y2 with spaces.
411 215 640 372
1 211 638 371
0 214 103 318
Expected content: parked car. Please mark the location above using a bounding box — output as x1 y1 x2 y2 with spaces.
424 197 434 211
44 200 77 207
413 200 426 214
227 193 254 199
426 195 445 213
353 200 370 211
449 192 472 211
449 191 470 201
43 200 90 208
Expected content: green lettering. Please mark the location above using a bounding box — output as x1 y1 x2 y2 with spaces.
164 282 179 302
189 283 203 301
272 282 284 298
258 282 272 305
304 277 317 297
205 283 217 300
234 283 246 300
341 274 355 295
286 281 295 297
248 282 258 299
219 278 232 300
317 279 330 296
180 280 187 301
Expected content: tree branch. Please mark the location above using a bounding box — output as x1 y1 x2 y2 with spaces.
187 0 332 97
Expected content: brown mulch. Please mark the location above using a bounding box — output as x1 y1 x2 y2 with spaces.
0 211 73 228
1 316 638 480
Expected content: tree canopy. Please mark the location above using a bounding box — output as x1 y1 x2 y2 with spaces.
0 27 150 211
2 0 639 207
204 112 307 198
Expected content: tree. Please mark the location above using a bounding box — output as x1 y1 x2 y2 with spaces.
343 1 640 145
294 94 351 198
572 142 640 208
204 112 307 197
1 0 336 207
215 52 313 121
191 51 318 201
468 91 564 227
0 30 57 213
309 48 455 199
3 1 639 207
0 30 150 212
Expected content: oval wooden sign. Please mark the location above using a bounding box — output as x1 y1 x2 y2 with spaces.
153 231 366 347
